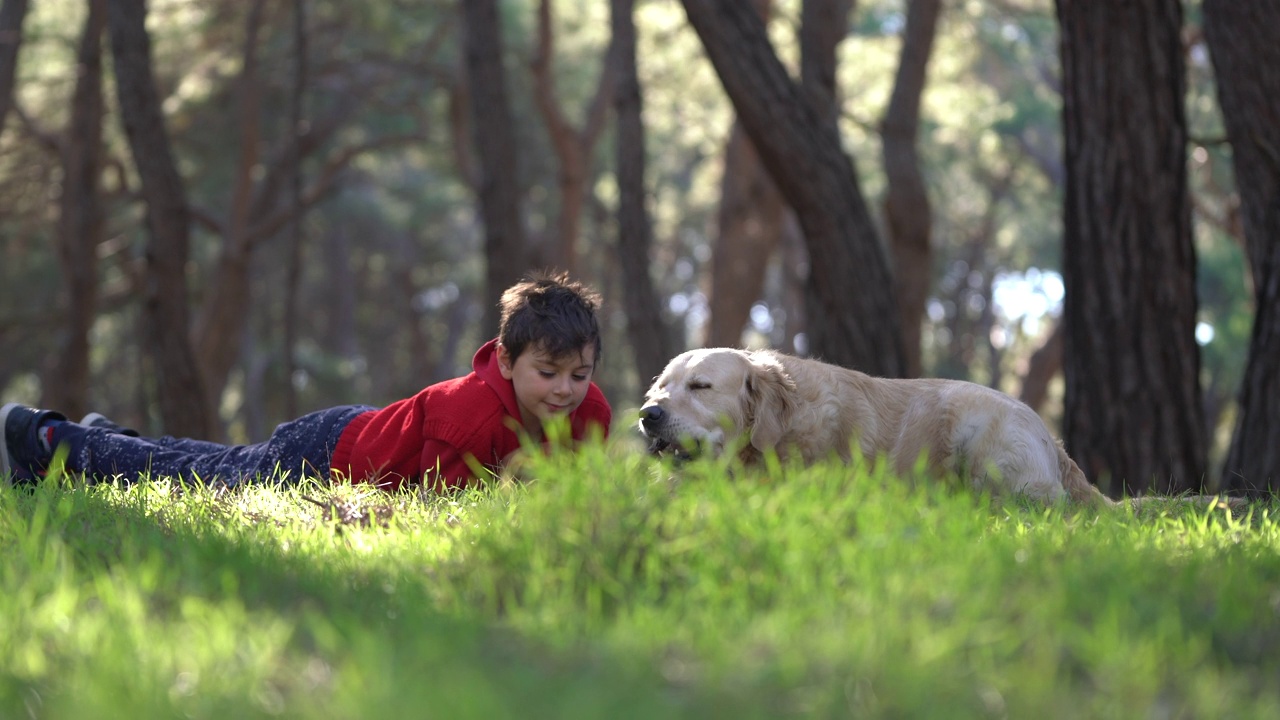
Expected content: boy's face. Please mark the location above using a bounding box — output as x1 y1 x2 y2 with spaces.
497 341 596 436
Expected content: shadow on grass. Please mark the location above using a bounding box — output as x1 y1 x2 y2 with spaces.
0 476 776 720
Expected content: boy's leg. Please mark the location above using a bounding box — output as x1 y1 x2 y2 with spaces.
81 412 229 452
50 405 374 486
2 404 68 484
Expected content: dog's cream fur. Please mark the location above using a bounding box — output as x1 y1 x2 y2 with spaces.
639 348 1232 509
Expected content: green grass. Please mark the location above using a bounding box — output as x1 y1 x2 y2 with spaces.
3 443 1280 719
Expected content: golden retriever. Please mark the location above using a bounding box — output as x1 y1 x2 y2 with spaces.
639 347 1236 510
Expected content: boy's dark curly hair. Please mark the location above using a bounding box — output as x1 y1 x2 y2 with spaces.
498 270 603 365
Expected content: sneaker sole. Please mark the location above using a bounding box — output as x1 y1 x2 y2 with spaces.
0 402 19 485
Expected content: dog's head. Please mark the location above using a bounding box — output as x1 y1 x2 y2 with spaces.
638 348 797 460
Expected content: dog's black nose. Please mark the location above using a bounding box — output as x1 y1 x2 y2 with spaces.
639 404 664 431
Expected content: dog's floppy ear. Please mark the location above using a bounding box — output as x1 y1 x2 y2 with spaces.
744 352 797 452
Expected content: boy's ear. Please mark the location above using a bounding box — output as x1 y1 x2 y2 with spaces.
496 343 516 380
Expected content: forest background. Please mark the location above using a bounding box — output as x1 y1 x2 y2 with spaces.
0 0 1276 496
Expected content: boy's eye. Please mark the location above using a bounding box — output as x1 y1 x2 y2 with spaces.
572 374 589 382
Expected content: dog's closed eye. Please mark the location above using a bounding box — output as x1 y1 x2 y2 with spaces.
688 381 711 391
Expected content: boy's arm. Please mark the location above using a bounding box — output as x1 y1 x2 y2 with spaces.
419 438 490 491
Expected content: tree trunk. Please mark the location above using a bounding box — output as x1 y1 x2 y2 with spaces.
612 0 671 385
706 0 787 349
881 0 942 378
0 0 28 139
281 0 307 420
1018 320 1063 414
322 225 359 362
934 168 1011 382
192 5 417 415
461 0 529 337
44 0 106 421
107 0 213 437
530 0 617 276
1203 0 1280 495
798 0 852 116
681 0 903 376
193 0 264 432
777 215 808 353
707 120 787 347
1056 0 1205 496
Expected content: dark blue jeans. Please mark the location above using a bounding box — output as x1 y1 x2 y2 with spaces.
49 405 374 486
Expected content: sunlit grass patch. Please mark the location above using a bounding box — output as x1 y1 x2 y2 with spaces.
3 443 1280 718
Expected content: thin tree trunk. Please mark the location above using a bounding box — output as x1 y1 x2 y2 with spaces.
322 225 359 362
461 0 528 336
44 0 106 421
935 168 1011 382
799 0 852 117
392 230 431 396
881 0 942 378
282 0 307 420
1056 0 1205 496
707 120 787 347
243 317 270 441
530 0 617 276
0 0 27 140
107 0 212 437
777 214 807 353
1203 0 1280 495
612 0 671 385
681 0 903 376
192 7 421 412
1019 320 1063 413
706 0 787 349
193 0 265 432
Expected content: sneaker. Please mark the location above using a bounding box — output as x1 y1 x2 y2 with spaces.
1 403 67 485
80 412 140 437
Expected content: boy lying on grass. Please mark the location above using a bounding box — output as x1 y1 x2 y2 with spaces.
1 271 612 491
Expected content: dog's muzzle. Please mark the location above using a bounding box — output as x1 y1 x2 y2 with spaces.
638 403 668 453
638 404 696 460
639 403 665 434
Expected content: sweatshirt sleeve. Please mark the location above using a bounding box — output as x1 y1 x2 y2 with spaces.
418 437 493 492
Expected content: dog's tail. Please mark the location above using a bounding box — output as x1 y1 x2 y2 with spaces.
1055 441 1244 512
1056 441 1115 508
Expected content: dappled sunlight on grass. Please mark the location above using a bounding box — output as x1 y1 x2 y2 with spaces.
2 443 1280 718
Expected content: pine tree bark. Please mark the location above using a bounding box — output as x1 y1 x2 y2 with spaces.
681 0 903 376
44 0 106 421
107 0 213 437
461 0 529 337
0 0 28 139
1056 0 1205 496
612 0 671 385
1018 320 1063 414
881 0 942 378
191 5 427 416
706 0 788 349
530 0 617 276
1203 0 1280 495
707 120 787 347
281 0 308 420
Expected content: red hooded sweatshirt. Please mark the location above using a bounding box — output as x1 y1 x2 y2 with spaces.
329 339 612 490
